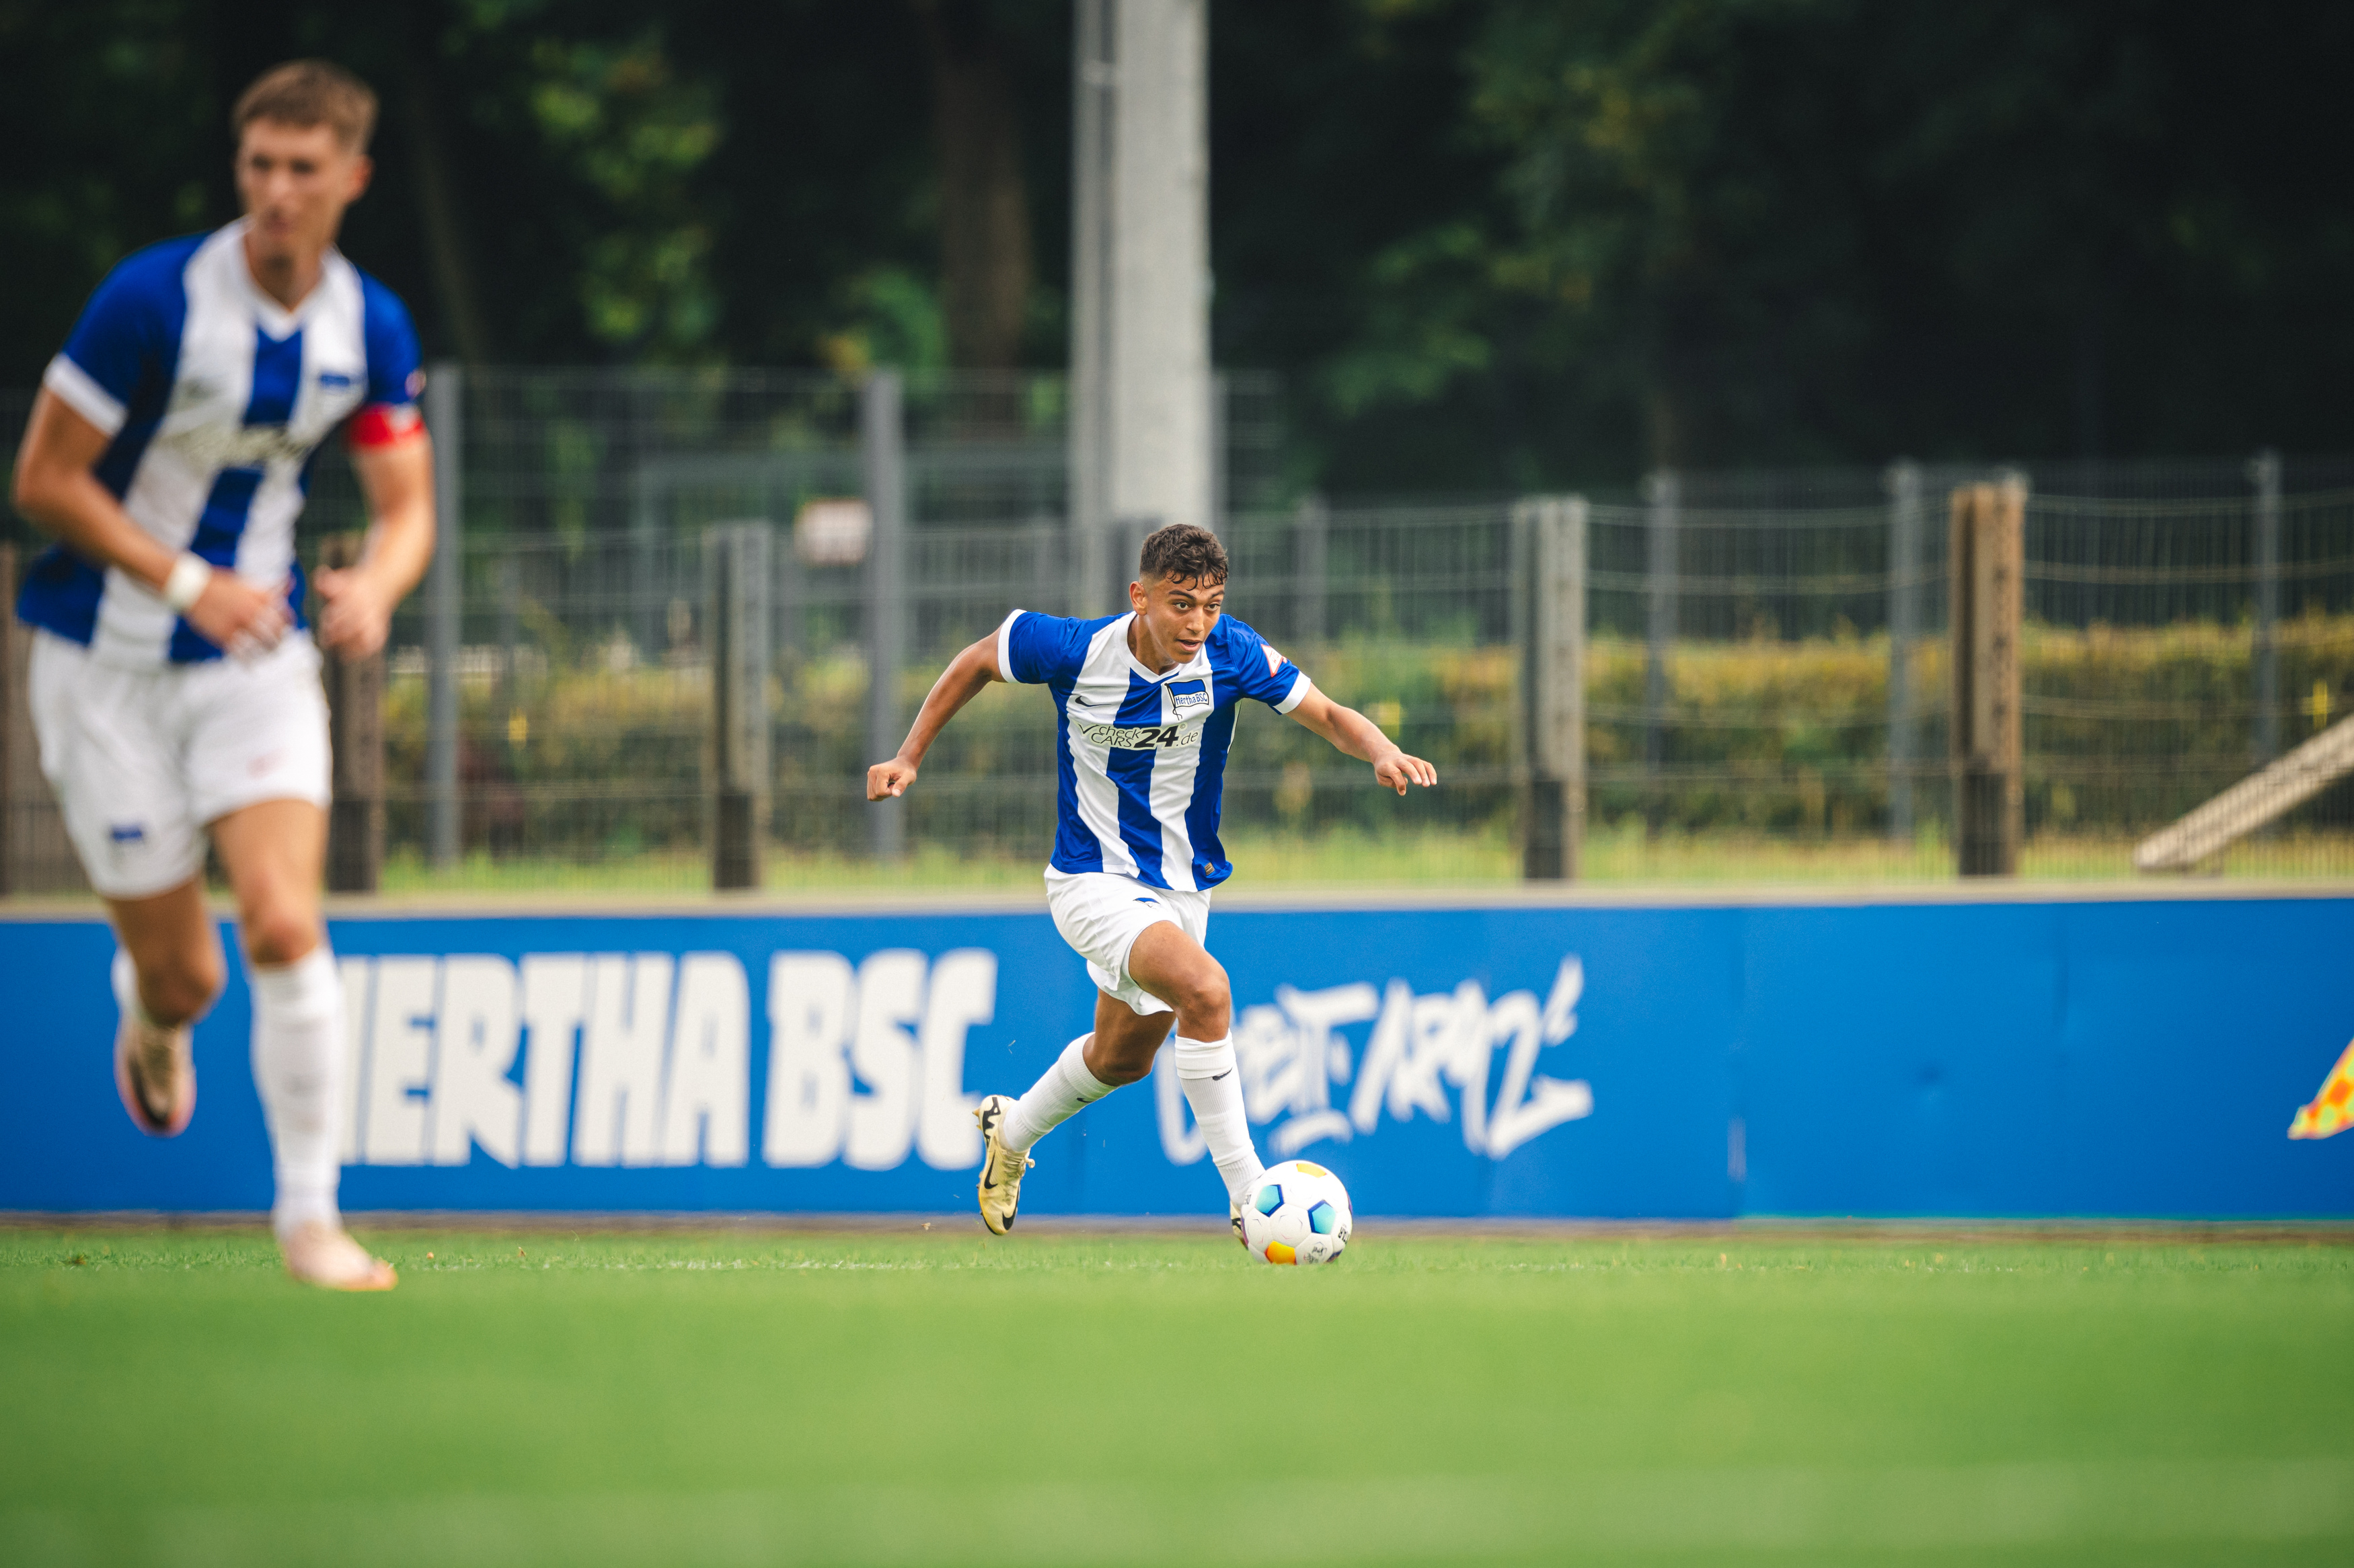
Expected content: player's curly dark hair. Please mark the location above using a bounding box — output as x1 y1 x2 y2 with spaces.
1139 524 1229 586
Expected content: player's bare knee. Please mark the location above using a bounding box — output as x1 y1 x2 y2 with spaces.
145 948 225 1025
1177 959 1231 1039
239 902 322 968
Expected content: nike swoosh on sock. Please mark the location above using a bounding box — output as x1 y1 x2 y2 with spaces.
1211 1068 1233 1081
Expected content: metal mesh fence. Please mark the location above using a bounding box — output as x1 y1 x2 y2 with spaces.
4 367 2351 893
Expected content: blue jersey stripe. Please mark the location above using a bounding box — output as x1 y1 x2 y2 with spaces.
15 550 106 645
1049 689 1104 873
1185 705 1239 887
1112 670 1168 886
166 469 262 662
245 327 302 424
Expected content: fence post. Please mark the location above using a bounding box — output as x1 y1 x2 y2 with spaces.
862 370 907 861
0 545 85 897
0 544 18 898
1950 475 2024 875
423 361 463 869
2251 448 2282 768
317 533 385 894
708 522 774 890
1521 497 1587 880
1642 469 1679 832
1293 492 1328 647
1885 459 1924 841
0 543 15 897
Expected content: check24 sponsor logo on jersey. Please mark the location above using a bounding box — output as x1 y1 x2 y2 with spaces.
330 948 1599 1172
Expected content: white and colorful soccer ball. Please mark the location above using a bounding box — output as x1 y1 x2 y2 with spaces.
1242 1161 1353 1265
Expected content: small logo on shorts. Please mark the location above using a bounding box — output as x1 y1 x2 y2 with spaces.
108 823 146 844
1135 897 1158 906
249 750 285 777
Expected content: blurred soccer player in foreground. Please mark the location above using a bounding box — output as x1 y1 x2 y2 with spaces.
868 524 1437 1237
9 61 434 1289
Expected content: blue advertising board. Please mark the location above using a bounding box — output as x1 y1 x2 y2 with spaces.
2 892 2349 1218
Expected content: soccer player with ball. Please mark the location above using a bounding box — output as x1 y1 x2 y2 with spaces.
866 524 1433 1251
9 62 433 1289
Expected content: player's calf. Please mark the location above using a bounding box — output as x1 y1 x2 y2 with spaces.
111 952 198 1138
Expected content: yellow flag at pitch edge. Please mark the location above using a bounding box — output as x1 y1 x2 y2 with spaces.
2288 1040 2354 1139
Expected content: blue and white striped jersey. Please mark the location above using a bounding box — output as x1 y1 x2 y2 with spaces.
997 608 1312 892
20 219 422 666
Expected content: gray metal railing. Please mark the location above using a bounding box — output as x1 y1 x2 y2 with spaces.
4 372 2353 891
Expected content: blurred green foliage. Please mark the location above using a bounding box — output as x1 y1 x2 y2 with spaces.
372 614 2354 867
4 2 2351 494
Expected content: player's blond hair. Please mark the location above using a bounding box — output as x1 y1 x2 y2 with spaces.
232 61 378 153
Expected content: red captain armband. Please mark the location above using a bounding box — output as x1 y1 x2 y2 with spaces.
346 403 425 449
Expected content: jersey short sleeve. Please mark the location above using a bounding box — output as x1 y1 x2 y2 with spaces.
1228 623 1312 713
998 610 1093 684
44 239 196 437
358 272 423 409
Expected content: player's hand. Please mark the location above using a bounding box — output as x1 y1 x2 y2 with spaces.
315 563 397 658
184 571 292 662
867 758 918 801
1373 750 1437 796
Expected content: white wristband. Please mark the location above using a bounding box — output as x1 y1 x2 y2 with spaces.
161 553 211 614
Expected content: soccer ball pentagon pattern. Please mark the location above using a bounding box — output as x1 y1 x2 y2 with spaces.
1242 1160 1353 1265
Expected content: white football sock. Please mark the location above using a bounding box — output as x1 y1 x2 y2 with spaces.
111 949 160 1028
1173 1033 1262 1200
248 947 345 1239
1001 1034 1115 1152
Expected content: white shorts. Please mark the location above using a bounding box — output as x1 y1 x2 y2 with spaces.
29 629 332 899
1045 868 1212 1017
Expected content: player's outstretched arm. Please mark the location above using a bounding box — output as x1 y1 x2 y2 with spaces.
11 390 292 654
1285 687 1439 797
319 430 436 658
866 632 1004 800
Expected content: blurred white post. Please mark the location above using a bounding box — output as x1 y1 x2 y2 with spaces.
862 371 907 861
1293 492 1328 646
1642 469 1679 832
2251 448 2282 767
1521 496 1587 881
1068 0 1212 617
423 361 462 869
1885 459 1924 841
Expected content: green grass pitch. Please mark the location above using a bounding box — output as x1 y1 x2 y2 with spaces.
3 1224 2350 1567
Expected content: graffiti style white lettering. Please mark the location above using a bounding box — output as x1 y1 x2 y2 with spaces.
764 952 855 1167
1171 957 1594 1165
574 954 673 1167
1234 983 1377 1157
658 954 750 1166
1488 960 1592 1159
430 955 522 1167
